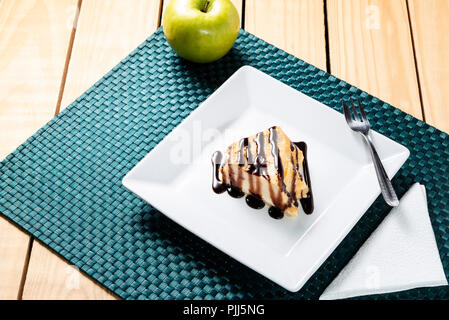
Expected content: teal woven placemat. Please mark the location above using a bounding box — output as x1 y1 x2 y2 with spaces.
1 28 448 299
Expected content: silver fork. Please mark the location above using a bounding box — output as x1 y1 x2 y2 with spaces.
342 98 399 207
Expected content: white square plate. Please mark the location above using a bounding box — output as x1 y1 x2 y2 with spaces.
122 66 409 292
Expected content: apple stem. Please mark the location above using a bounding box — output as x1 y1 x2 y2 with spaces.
201 0 210 13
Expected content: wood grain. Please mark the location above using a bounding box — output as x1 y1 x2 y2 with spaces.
0 0 77 299
162 0 243 18
408 0 449 133
22 241 116 300
327 0 422 119
245 0 327 70
60 0 162 109
0 219 29 299
22 0 162 300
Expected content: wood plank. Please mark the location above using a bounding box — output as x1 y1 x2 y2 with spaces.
408 0 449 133
327 0 422 119
0 0 77 157
22 240 116 300
0 0 77 299
245 0 327 70
22 0 162 300
0 220 29 299
229 0 243 18
162 0 243 18
60 0 162 109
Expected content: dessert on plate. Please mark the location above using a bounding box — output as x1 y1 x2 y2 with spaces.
212 126 313 219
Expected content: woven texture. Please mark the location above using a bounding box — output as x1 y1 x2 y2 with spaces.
0 28 448 300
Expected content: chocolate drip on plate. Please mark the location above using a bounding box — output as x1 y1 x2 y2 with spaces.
245 195 265 209
268 207 284 219
211 151 226 194
294 142 314 214
227 186 245 198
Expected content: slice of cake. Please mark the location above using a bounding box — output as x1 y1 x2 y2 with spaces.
218 126 309 217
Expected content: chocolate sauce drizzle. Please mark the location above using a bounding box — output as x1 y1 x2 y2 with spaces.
245 195 265 209
236 138 248 166
227 186 245 198
268 207 283 219
294 142 314 214
248 132 268 177
269 127 281 171
211 131 314 218
269 127 287 195
211 151 226 194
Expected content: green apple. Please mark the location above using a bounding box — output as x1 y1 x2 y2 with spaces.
163 0 240 63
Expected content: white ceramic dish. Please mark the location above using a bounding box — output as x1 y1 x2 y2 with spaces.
123 66 409 292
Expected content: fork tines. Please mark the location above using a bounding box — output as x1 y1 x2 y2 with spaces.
342 97 370 125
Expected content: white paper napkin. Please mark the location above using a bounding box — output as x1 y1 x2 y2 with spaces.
320 183 447 300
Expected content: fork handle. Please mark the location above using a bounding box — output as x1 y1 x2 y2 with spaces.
362 134 400 207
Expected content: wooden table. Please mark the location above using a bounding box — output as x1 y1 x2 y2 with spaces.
0 0 448 300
